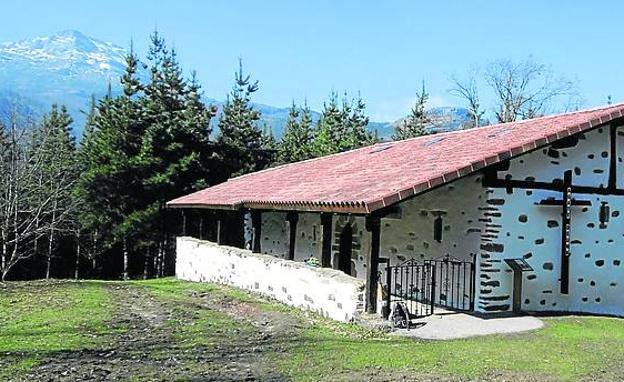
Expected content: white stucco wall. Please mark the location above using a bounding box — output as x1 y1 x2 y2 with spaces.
478 125 624 316
380 174 487 266
260 211 289 258
500 126 611 187
293 212 322 262
176 236 365 322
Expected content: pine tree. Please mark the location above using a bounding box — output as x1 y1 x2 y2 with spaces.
278 101 314 163
76 45 146 280
393 82 432 140
217 60 268 177
139 38 217 277
344 93 374 149
77 32 219 280
312 92 375 156
312 93 342 156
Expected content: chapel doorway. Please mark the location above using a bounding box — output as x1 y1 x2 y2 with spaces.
338 223 353 275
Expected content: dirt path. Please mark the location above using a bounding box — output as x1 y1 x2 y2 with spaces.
21 283 299 382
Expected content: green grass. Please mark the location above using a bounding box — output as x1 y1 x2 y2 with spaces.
274 315 624 381
0 280 114 379
0 281 113 352
137 279 624 380
2 278 624 381
131 278 256 350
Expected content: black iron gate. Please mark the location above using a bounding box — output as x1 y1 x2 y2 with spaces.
384 256 475 320
385 259 436 318
426 256 475 311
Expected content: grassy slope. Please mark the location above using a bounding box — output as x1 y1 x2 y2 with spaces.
2 278 624 381
0 281 114 378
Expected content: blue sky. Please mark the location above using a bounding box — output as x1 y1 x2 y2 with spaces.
1 1 623 121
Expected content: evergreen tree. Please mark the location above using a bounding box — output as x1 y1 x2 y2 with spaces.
393 82 432 140
312 93 342 156
76 46 146 280
278 101 314 163
344 93 374 149
77 32 218 280
139 37 217 277
312 92 375 156
217 60 268 177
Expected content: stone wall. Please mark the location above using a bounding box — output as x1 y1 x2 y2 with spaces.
176 236 365 322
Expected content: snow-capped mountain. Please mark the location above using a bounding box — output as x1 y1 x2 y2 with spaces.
0 30 469 139
0 30 130 129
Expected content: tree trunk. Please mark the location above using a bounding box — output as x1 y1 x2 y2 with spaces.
161 235 168 277
143 249 150 280
45 202 58 279
157 239 164 277
1 229 6 275
74 230 81 280
122 236 129 280
152 249 159 279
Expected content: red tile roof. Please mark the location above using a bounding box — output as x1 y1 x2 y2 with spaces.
167 103 624 214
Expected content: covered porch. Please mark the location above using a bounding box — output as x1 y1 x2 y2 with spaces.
171 206 387 315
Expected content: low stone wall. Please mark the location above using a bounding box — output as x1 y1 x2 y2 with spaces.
176 237 366 322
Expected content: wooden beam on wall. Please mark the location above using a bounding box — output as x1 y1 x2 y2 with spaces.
560 170 572 294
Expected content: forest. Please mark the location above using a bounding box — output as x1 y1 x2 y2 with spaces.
0 32 580 281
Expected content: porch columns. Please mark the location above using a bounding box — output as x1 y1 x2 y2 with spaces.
365 215 381 314
286 212 299 261
181 210 187 236
251 210 262 253
320 213 333 267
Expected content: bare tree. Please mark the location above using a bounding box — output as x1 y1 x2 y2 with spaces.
484 57 578 123
0 110 77 281
450 57 580 126
449 68 485 129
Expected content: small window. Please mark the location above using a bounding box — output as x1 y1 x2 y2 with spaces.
600 202 610 228
434 216 443 242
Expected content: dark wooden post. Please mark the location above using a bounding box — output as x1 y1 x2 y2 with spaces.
181 210 187 236
216 218 222 245
286 212 299 261
560 170 572 294
365 215 381 314
512 269 523 313
251 210 262 253
320 213 333 267
198 214 204 240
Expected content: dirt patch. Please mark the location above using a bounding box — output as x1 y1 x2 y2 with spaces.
19 283 288 381
196 291 304 337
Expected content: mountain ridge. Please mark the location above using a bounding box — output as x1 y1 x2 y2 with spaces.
0 30 468 139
